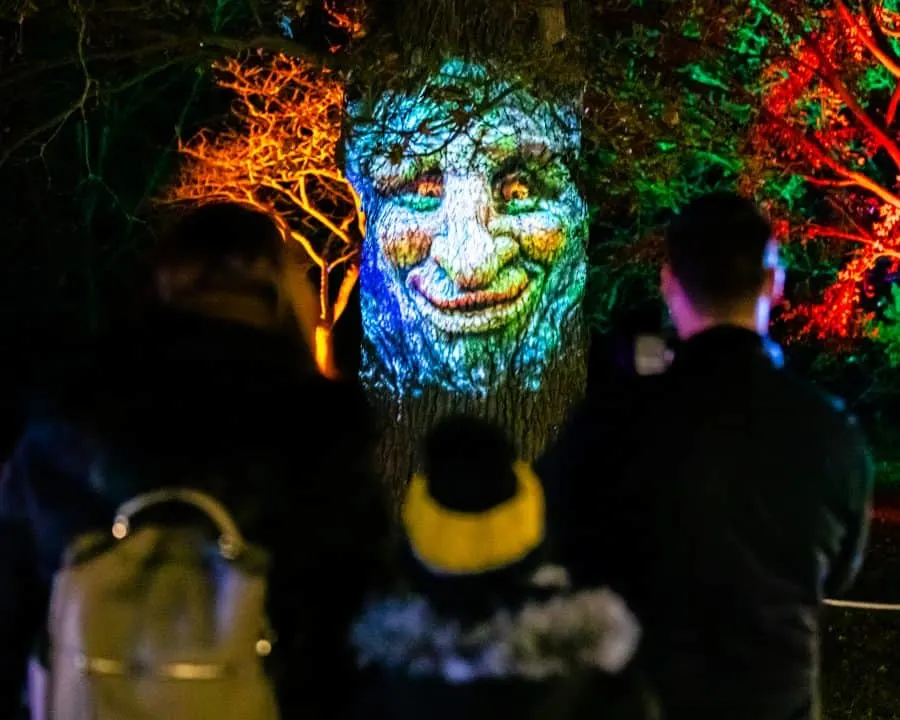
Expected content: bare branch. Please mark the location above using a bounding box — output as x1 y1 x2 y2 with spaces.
165 52 362 376
0 39 199 90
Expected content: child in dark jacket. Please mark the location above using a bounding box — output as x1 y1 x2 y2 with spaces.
352 415 657 720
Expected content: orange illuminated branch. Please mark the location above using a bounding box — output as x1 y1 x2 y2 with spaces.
805 224 900 258
768 113 900 208
753 5 900 339
836 0 900 77
166 52 363 378
801 172 900 209
874 2 900 38
333 262 360 324
888 84 900 125
323 0 365 38
805 37 900 170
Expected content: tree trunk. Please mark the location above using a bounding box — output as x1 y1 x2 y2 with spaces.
368 320 587 506
345 3 588 497
315 321 338 379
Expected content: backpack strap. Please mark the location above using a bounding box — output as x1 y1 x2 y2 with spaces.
112 488 246 560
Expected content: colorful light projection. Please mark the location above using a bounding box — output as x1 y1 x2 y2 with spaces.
346 60 587 395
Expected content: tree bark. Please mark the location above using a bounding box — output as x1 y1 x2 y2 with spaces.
367 317 588 504
347 1 589 499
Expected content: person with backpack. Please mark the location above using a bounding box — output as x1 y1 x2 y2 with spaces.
539 192 874 719
351 415 655 720
0 203 391 719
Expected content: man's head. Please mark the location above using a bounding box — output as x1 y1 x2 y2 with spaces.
154 203 318 346
661 192 784 339
346 60 588 394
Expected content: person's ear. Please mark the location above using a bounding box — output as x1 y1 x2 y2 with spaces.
773 265 785 301
762 239 784 301
762 266 785 302
660 264 676 303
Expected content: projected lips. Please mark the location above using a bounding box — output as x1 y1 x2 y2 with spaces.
408 263 539 333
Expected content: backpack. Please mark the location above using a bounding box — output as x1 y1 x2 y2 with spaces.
28 487 279 720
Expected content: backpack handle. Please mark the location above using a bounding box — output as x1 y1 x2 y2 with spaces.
112 488 245 560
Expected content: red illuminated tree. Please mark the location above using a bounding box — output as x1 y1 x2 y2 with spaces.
749 0 900 341
166 53 363 378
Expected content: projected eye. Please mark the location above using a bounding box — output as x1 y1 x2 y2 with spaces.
495 173 539 215
396 172 443 212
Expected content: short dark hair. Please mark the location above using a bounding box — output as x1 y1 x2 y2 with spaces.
665 192 773 312
154 203 286 272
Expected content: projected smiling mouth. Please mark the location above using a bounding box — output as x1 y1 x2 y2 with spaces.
408 263 540 334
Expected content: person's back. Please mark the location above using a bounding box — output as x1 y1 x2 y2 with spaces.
353 416 652 720
91 332 386 718
611 329 868 718
82 205 390 718
0 203 389 718
541 193 873 720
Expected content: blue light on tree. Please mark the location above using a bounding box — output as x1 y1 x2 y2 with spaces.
346 60 588 397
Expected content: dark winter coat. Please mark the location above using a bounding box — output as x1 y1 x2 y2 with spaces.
539 326 874 720
351 566 657 720
0 305 391 719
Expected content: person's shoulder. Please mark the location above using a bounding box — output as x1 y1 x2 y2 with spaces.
771 368 870 453
580 369 668 418
26 331 111 426
772 367 854 421
73 309 170 380
282 374 375 438
292 373 370 408
548 373 665 460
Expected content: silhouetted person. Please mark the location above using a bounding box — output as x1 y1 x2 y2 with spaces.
0 204 389 718
353 415 654 720
540 192 873 720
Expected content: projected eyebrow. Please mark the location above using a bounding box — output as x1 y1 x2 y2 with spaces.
372 154 441 196
484 141 555 164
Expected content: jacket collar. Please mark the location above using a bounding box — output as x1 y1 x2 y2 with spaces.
671 325 781 372
351 567 641 682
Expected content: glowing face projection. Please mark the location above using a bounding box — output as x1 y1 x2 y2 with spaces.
346 61 587 395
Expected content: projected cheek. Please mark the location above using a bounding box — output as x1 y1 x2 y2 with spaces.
518 223 567 265
379 222 433 269
490 165 578 266
490 212 571 266
374 171 443 269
